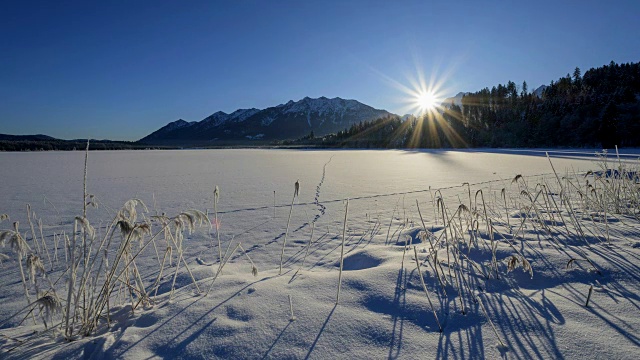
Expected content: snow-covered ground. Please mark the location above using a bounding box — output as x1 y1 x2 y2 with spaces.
1 149 639 359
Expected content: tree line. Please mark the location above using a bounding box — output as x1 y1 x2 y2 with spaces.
293 61 640 149
0 139 172 151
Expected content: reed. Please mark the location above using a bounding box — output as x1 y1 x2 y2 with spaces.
214 185 222 264
288 294 296 321
336 199 349 305
279 180 299 275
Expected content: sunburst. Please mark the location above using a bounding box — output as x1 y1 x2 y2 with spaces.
415 90 438 113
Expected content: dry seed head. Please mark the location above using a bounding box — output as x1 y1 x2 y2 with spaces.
119 221 152 245
214 186 220 203
86 194 98 208
522 258 533 278
294 180 300 197
507 255 518 272
75 216 95 239
26 253 45 283
150 214 170 226
134 223 152 247
3 223 30 255
36 294 62 315
117 219 135 239
0 230 16 247
0 214 9 223
174 209 210 234
512 174 523 184
458 203 470 214
120 199 149 223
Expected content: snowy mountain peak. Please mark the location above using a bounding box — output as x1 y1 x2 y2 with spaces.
140 119 193 140
441 92 469 109
200 108 260 128
533 85 547 98
165 119 191 130
139 96 394 144
228 108 260 122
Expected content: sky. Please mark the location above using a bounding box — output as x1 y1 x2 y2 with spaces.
1 0 639 141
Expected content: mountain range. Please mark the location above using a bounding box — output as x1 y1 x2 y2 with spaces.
4 89 552 148
139 96 393 145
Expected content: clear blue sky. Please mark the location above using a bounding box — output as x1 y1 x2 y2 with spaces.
2 0 639 141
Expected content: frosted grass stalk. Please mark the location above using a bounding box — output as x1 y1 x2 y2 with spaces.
279 180 299 275
585 285 594 307
64 219 78 338
238 243 258 276
214 185 222 264
336 199 348 305
289 294 296 321
385 198 400 245
206 242 241 295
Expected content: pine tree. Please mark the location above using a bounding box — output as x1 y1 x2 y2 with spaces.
573 67 581 82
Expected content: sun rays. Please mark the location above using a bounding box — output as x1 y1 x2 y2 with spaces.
353 59 470 148
399 66 468 148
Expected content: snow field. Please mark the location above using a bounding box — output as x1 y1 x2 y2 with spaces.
0 149 639 359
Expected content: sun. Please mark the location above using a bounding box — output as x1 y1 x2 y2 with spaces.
415 90 438 113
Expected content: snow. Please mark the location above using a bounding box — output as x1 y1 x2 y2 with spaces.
201 111 230 128
1 148 639 359
228 108 260 122
441 92 468 109
261 115 276 126
533 85 548 98
200 108 260 129
163 119 191 131
280 97 383 125
152 98 390 137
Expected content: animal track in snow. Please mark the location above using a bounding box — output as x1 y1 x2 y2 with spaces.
312 155 333 224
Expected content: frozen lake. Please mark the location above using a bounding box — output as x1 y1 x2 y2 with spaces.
0 148 618 250
2 148 639 359
0 148 610 218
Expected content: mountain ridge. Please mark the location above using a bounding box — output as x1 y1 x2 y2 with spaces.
139 96 394 145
